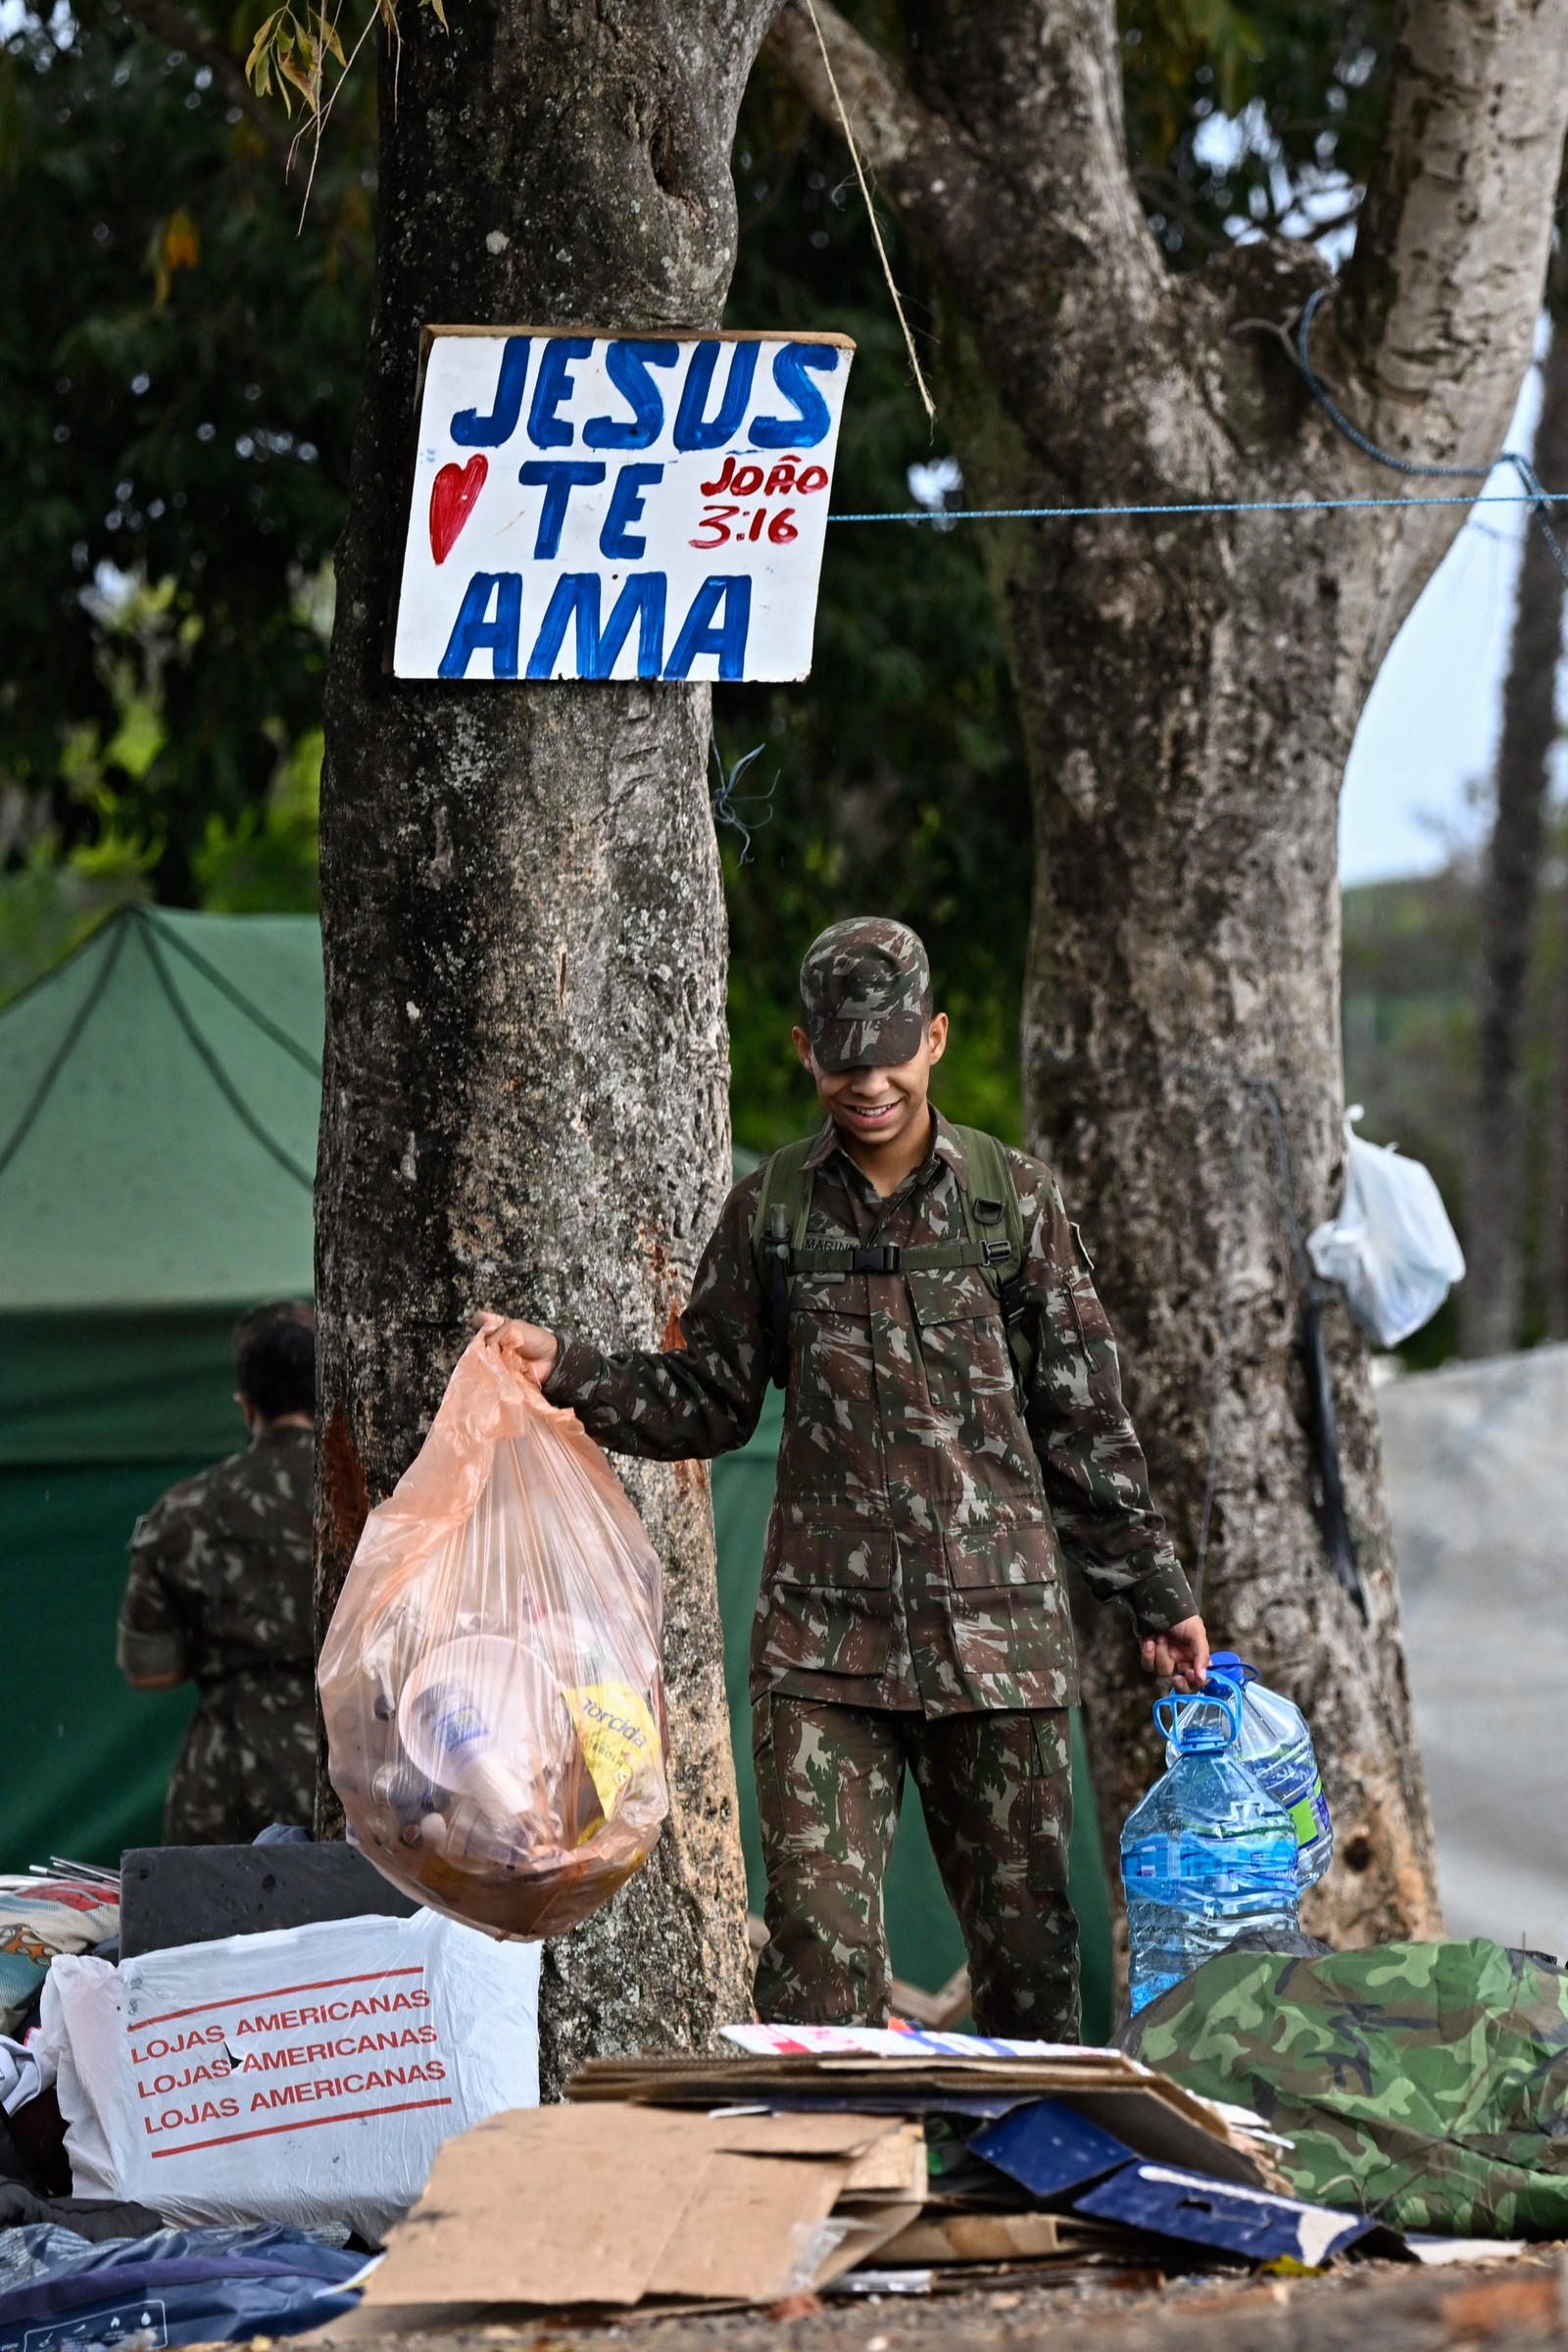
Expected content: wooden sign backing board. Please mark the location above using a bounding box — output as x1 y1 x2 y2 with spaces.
393 326 856 685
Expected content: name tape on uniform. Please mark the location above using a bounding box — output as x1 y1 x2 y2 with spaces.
393 327 857 685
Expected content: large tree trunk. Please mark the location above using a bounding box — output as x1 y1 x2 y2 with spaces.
768 0 1568 1968
1459 310 1568 1359
316 0 769 2091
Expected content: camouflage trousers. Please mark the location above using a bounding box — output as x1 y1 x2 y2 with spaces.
752 1694 1079 2039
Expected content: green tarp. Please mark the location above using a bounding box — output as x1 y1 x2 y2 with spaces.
1 906 320 1869
0 906 319 1331
1 908 1111 2026
1128 1938 1568 2237
5 1459 198 1868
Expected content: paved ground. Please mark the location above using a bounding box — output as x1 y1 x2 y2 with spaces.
1379 1347 1568 1957
320 2249 1565 2352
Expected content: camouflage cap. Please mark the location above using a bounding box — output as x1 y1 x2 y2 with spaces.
799 918 933 1072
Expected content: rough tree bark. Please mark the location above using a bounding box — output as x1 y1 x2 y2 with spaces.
316 0 773 2090
1460 290 1568 1359
768 0 1568 1956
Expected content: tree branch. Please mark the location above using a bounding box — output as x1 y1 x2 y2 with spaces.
1335 0 1568 466
763 0 1189 481
114 0 290 150
763 0 926 177
761 0 983 301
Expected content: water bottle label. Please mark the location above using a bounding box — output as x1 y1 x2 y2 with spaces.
1252 1753 1311 1807
1288 1779 1330 1846
1121 1832 1297 1893
424 1697 489 1755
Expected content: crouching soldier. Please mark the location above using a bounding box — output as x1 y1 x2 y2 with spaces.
490 918 1207 2038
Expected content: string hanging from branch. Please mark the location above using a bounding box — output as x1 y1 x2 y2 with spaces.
802 0 937 429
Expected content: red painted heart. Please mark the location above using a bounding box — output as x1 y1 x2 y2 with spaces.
429 454 488 564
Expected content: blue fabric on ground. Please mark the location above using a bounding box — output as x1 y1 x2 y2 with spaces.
0 2220 368 2348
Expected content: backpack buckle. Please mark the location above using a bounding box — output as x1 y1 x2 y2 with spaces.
852 1245 901 1274
982 1238 1013 1266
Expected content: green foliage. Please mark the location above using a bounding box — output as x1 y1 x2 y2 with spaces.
1121 0 1396 265
1342 838 1568 1361
1342 868 1476 1368
719 66 1029 1152
243 0 448 137
192 722 321 909
0 0 368 934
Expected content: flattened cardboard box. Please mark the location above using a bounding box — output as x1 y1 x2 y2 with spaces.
570 2053 1267 2189
362 2105 920 2313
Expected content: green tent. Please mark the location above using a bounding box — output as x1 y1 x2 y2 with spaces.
0 905 321 1870
0 907 1109 2028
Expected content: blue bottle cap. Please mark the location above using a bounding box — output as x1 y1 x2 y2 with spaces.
1205 1651 1257 1689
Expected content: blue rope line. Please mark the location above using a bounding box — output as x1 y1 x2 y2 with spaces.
829 488 1568 524
829 296 1568 561
1294 283 1568 587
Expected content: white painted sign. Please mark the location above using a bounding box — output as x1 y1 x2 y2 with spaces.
393 327 856 684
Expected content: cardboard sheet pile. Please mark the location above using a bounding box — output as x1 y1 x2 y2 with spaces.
353 2025 1408 2328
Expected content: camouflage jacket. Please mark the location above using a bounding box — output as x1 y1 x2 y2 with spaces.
119 1424 316 1692
547 1114 1194 1716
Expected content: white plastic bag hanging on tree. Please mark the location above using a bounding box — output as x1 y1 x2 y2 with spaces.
1306 1109 1465 1348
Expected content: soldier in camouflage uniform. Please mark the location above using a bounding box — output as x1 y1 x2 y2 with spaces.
118 1303 317 1844
494 920 1208 2036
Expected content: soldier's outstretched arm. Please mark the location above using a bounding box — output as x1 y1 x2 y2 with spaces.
1015 1157 1198 1644
488 1174 770 1460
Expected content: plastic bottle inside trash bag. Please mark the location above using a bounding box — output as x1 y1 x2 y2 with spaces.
1164 1652 1333 1887
1122 1685 1299 2016
398 1633 573 1831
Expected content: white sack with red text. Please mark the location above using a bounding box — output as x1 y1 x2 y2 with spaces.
37 1907 539 2240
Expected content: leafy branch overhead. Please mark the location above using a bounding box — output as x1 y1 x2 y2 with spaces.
244 0 444 139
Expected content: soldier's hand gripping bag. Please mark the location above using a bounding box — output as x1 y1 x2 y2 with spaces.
318 1321 668 1938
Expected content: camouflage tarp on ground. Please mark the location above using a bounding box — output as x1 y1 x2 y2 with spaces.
1125 1937 1568 2237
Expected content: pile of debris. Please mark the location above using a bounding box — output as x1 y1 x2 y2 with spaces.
349 2025 1452 2329
4 1845 1553 2346
0 1841 537 2350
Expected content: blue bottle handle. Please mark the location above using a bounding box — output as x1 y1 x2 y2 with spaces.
1153 1685 1242 1753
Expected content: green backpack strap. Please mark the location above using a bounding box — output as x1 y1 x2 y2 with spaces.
952 1125 1035 1402
750 1124 1035 1400
750 1137 818 1390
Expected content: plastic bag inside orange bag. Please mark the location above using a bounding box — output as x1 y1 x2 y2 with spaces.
318 1321 669 1939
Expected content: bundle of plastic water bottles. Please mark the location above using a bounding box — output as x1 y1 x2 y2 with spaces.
1120 1654 1334 2015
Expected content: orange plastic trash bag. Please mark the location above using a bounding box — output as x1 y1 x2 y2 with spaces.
318 1321 668 1939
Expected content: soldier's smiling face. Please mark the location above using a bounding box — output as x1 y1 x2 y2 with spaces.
791 1014 950 1164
